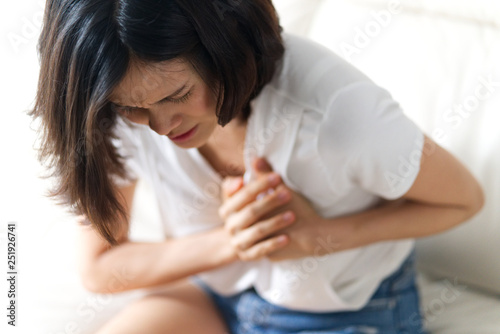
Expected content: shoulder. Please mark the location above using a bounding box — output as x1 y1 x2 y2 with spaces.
263 32 374 113
252 33 401 154
251 32 391 143
248 36 422 199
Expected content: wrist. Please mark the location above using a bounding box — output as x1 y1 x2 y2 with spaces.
211 227 238 266
316 216 370 254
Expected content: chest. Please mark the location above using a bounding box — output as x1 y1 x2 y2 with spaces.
197 145 246 179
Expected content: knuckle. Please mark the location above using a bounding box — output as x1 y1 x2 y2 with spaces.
265 190 278 203
247 181 261 195
246 204 259 219
238 251 251 262
255 224 266 236
230 238 244 250
250 225 266 241
274 215 285 226
262 192 280 210
256 246 267 259
269 218 283 232
218 207 227 219
271 237 283 249
245 248 260 261
257 177 273 193
225 220 237 235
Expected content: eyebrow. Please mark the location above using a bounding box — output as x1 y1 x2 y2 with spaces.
153 84 188 105
112 83 188 108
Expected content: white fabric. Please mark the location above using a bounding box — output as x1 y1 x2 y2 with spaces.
112 32 424 312
272 0 324 36
417 272 500 334
350 0 500 27
307 0 500 297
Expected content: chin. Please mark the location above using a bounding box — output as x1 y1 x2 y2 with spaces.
176 136 208 149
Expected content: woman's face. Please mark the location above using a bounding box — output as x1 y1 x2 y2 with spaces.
109 58 219 149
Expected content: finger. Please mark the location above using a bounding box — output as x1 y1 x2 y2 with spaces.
225 185 291 234
252 157 276 200
237 234 289 262
218 172 282 219
230 211 295 251
252 157 274 174
221 176 244 201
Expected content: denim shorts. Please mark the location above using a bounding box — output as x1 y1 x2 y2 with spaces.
193 249 429 334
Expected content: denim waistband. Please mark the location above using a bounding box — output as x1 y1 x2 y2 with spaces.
191 248 427 333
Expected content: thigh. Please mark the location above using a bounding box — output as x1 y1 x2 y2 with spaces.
95 279 229 334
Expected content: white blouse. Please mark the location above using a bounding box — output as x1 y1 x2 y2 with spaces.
111 32 424 312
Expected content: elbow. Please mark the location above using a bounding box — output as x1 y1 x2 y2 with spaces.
472 183 486 214
79 265 131 294
80 270 105 294
79 264 114 294
463 181 486 220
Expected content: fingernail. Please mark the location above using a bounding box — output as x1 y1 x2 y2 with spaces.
278 189 289 201
268 173 280 185
277 235 288 243
283 212 294 222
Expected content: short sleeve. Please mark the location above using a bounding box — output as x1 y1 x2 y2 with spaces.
110 117 143 188
318 82 424 200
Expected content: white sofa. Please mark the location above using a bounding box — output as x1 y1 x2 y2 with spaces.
273 0 500 333
10 1 499 333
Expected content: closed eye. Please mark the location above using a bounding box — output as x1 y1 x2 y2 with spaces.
169 90 192 104
110 90 192 115
110 103 143 116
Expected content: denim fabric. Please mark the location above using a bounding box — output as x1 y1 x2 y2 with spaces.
194 249 429 334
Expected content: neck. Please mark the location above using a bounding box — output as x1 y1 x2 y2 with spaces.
204 118 247 152
198 118 248 178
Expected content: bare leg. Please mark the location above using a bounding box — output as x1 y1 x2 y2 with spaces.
95 279 229 334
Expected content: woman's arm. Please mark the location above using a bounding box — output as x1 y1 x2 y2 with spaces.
78 175 291 293
324 134 485 250
219 136 485 261
77 181 237 294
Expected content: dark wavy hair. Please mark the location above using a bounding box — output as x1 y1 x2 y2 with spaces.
29 0 284 245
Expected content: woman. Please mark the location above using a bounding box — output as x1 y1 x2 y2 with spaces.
30 0 484 333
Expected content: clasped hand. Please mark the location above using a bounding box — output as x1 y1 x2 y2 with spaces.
218 158 357 262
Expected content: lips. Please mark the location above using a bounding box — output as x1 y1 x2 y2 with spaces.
168 126 197 142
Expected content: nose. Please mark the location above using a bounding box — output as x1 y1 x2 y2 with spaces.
148 112 183 136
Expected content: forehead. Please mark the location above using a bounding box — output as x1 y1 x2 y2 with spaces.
110 58 192 106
